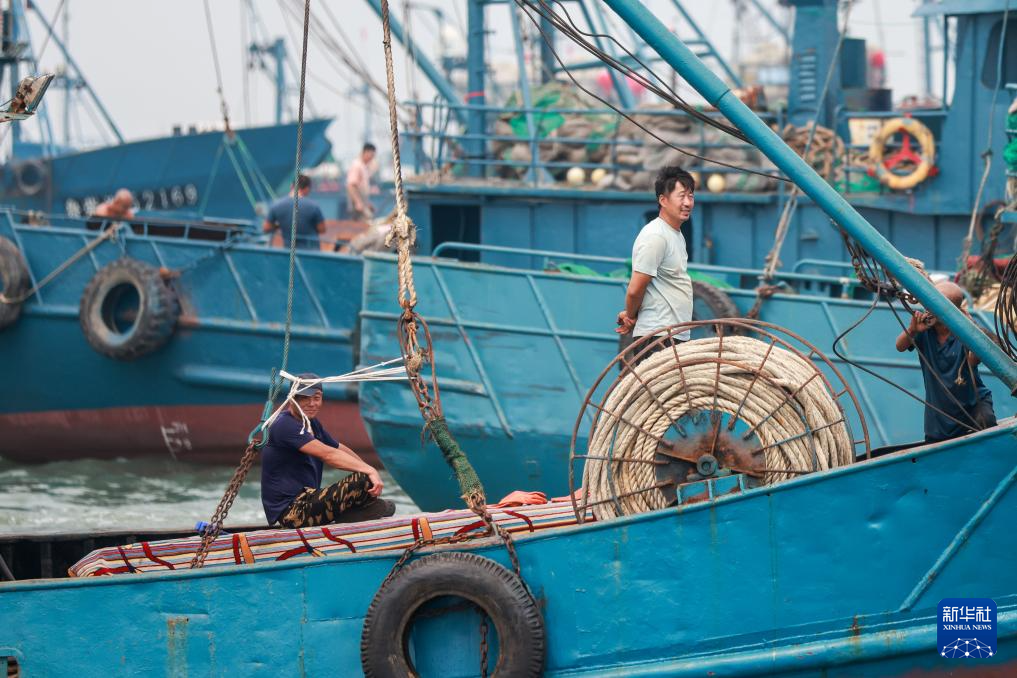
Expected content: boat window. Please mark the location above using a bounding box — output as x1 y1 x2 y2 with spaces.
430 204 480 262
981 19 1017 88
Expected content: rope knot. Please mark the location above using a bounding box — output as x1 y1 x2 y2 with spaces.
405 350 425 375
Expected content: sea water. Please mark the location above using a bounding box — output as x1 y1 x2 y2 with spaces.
0 455 418 535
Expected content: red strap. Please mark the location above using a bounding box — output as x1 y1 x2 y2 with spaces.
93 565 134 576
231 534 242 565
501 510 535 532
320 527 356 553
454 520 487 537
116 545 137 573
276 547 306 561
141 541 176 570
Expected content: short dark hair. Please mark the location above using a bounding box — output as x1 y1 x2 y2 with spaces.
362 142 377 153
654 166 695 198
295 173 312 191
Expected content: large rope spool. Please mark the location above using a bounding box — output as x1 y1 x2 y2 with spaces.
570 319 869 521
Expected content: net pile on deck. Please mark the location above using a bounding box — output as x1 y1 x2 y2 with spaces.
481 82 847 193
70 502 591 577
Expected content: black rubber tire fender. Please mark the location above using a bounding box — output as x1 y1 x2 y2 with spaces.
691 280 743 336
0 235 31 330
79 258 180 360
361 551 545 678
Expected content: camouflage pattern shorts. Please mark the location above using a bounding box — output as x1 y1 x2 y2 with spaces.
277 472 375 528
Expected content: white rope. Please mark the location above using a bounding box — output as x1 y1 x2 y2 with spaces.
581 336 854 520
260 357 408 434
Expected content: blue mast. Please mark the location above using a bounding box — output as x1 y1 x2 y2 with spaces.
362 0 464 125
25 0 123 144
603 0 1017 392
465 0 485 178
249 38 287 124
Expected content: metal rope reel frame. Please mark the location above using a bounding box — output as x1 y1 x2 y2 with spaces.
568 318 871 523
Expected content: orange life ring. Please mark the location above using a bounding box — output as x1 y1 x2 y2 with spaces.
868 117 936 191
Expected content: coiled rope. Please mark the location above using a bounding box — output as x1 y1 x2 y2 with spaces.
582 336 854 521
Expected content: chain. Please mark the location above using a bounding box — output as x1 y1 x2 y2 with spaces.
841 231 923 307
189 440 260 568
479 614 490 678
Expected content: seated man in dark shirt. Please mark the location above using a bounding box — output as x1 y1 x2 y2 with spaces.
262 173 326 251
894 281 997 443
261 373 394 528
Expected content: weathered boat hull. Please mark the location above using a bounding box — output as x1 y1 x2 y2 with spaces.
2 119 333 221
0 401 375 466
0 211 368 463
1 424 1014 675
359 253 1017 510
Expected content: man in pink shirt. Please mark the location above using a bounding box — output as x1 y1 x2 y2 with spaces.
346 142 377 221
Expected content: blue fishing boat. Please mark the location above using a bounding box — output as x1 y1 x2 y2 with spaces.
399 0 1014 276
358 246 1017 510
1 425 1015 676
0 210 368 464
359 0 1017 509
2 2 1017 675
0 1 332 220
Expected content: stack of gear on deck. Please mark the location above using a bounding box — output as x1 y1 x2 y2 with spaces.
582 336 854 521
487 85 849 193
71 502 590 577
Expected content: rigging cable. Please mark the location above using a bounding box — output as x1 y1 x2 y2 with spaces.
514 0 789 182
959 0 1011 268
995 254 1017 359
189 0 315 570
520 0 749 141
202 0 233 135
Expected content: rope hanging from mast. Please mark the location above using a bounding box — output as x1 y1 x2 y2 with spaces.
378 0 487 512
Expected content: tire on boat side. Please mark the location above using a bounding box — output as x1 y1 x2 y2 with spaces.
79 257 180 360
0 235 31 330
361 551 545 677
691 279 742 336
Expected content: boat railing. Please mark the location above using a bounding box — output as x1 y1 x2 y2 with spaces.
3 208 256 242
404 99 955 198
402 100 785 190
431 240 866 299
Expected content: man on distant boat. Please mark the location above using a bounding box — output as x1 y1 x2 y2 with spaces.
261 373 395 528
895 280 997 443
262 173 326 251
346 142 377 221
93 189 135 221
616 166 696 361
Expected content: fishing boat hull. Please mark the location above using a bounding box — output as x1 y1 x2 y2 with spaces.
2 119 333 220
0 211 369 464
0 401 374 466
1 423 1014 675
359 252 1017 510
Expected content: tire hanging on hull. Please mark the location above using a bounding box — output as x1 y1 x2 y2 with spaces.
361 552 545 677
0 235 31 330
79 258 180 360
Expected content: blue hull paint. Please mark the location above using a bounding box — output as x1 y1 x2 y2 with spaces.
0 211 369 462
1 425 1015 675
1 119 332 220
407 186 988 274
359 253 1017 510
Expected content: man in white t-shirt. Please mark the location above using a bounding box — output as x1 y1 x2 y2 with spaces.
616 166 695 359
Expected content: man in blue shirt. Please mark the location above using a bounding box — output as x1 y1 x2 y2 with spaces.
261 373 393 528
262 174 326 250
895 281 997 443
